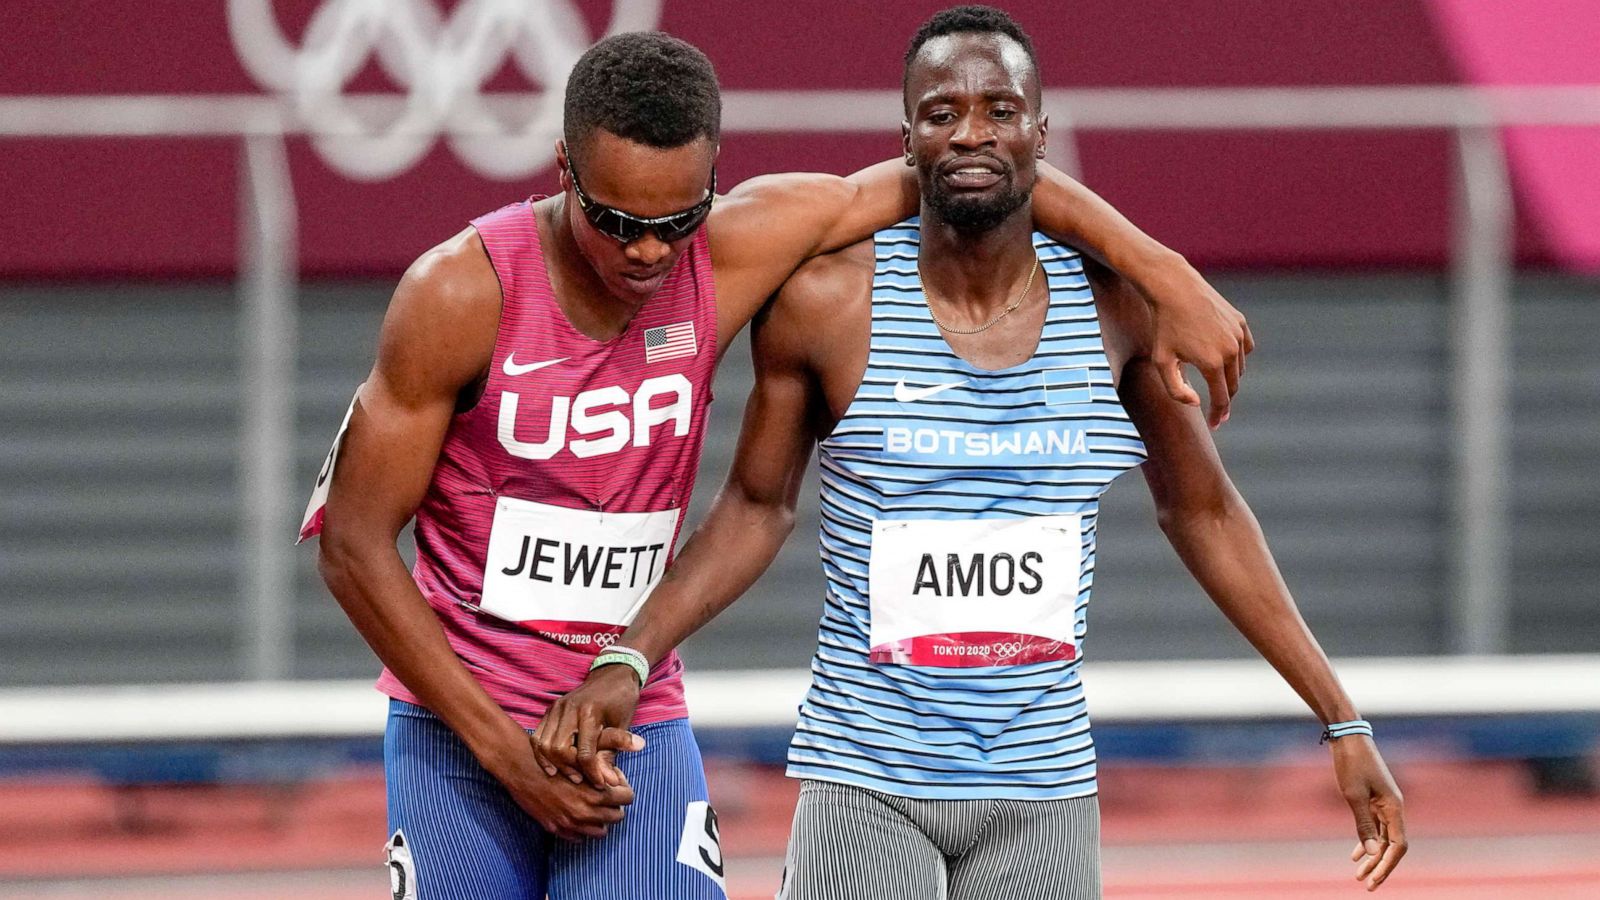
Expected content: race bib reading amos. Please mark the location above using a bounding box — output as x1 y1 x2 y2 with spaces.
868 516 1082 667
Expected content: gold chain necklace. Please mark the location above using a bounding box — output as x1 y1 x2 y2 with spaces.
918 254 1040 335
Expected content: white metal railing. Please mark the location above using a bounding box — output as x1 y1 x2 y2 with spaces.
7 85 1600 135
238 134 299 681
5 656 1600 744
4 84 1600 675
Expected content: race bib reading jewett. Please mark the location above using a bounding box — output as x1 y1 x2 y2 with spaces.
868 515 1082 667
479 497 679 652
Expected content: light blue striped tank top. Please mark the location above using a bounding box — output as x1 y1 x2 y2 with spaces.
785 220 1148 801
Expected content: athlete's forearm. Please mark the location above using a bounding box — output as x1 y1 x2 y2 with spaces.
1157 494 1361 725
815 159 924 255
622 306 816 664
1031 164 1217 315
707 161 917 346
1032 164 1177 274
617 487 796 667
1036 165 1251 425
317 537 526 767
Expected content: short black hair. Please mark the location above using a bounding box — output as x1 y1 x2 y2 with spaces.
903 5 1039 98
563 32 721 163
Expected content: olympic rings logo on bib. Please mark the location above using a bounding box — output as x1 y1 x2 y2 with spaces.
993 640 1024 659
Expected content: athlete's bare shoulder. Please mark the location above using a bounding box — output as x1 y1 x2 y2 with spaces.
770 239 876 323
375 227 502 401
757 241 875 410
401 227 502 322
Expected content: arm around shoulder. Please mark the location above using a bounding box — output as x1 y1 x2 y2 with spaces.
1032 163 1253 426
707 161 916 342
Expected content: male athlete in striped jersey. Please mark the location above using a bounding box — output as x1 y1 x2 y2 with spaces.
539 9 1406 899
306 26 1254 900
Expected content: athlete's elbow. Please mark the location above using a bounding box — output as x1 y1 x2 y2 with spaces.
751 499 799 550
315 519 378 596
1153 489 1233 539
732 494 795 544
315 532 357 596
767 505 798 542
721 482 799 541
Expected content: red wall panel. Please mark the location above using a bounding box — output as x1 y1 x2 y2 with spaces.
1 1 1515 278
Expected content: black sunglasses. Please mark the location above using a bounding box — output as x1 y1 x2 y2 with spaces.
568 163 716 244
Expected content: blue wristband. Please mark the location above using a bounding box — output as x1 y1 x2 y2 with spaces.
1320 719 1373 743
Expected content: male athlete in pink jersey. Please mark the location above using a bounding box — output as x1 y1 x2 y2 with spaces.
305 30 1250 900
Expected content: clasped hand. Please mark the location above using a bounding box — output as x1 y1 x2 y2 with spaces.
533 664 647 792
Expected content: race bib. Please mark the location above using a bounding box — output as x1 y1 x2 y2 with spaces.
868 516 1082 667
478 497 679 651
298 386 361 543
675 801 725 891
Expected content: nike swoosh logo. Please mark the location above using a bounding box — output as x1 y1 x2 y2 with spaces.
893 378 968 403
503 355 569 377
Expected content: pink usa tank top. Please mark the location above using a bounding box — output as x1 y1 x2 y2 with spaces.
377 199 717 728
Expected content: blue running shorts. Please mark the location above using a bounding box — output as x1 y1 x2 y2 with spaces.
383 699 726 899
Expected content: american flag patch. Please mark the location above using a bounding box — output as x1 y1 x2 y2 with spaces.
644 321 697 364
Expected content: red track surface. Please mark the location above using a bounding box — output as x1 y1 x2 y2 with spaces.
1 759 1596 898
